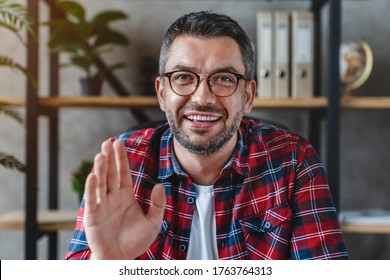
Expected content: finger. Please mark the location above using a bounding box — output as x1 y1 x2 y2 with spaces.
113 140 133 192
147 184 166 230
93 152 107 200
84 173 98 213
102 140 118 193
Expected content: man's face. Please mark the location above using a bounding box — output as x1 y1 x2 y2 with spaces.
155 35 255 155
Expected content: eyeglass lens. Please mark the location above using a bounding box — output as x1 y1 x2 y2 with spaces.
168 71 239 96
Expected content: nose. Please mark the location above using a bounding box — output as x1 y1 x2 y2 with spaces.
190 76 216 105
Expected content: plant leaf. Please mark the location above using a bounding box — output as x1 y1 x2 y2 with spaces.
0 152 26 172
0 1 37 43
0 56 37 89
0 104 25 126
91 10 128 29
45 0 130 78
70 56 93 71
93 29 130 48
56 0 85 22
96 62 126 78
0 21 24 42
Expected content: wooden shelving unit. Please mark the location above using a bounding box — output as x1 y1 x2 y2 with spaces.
4 94 390 236
0 93 332 251
1 0 345 259
3 0 387 258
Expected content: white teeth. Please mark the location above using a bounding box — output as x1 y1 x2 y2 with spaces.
187 115 219 122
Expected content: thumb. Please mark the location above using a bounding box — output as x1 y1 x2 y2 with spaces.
147 183 166 227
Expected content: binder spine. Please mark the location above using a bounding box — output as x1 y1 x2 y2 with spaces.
290 11 314 99
256 12 274 99
273 12 290 99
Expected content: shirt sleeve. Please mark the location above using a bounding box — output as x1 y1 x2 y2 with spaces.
64 198 92 260
289 138 348 259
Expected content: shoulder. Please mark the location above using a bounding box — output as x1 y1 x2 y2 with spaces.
240 118 315 159
241 118 305 145
114 122 170 152
241 119 325 183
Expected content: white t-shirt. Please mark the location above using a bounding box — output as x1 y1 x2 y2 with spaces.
186 184 218 260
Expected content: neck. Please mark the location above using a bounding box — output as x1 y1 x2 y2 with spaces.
173 135 236 185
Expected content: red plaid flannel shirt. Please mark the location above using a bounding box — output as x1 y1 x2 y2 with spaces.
65 119 348 260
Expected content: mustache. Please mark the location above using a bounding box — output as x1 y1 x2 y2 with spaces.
180 103 226 115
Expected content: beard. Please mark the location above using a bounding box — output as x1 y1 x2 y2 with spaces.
165 101 245 156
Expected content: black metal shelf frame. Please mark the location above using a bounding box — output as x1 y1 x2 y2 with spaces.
24 0 341 259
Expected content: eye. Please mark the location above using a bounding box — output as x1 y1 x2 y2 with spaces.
172 71 196 83
211 73 237 84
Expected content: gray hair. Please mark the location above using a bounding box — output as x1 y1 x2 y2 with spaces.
159 11 255 79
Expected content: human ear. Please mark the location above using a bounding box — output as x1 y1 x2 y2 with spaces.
244 79 256 114
155 76 166 112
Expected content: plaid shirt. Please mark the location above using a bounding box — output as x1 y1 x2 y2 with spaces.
65 119 348 260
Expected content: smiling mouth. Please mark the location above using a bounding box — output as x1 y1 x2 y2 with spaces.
185 115 221 123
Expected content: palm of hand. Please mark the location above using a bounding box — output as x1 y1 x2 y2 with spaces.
83 140 166 260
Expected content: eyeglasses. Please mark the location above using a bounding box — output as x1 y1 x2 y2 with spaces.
163 70 247 97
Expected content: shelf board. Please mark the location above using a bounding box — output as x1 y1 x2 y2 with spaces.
0 210 77 231
38 96 160 108
3 95 390 109
0 96 25 106
339 209 390 234
38 96 329 109
252 97 327 109
341 223 390 234
257 96 390 109
341 96 390 109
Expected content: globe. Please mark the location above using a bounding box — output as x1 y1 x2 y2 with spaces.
339 40 373 92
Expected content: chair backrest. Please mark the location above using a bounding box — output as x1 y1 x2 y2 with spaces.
127 119 168 132
243 115 290 131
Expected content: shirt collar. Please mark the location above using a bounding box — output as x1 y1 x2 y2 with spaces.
228 125 251 175
157 123 251 180
157 128 183 180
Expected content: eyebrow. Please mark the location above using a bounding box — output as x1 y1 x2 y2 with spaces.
170 64 242 74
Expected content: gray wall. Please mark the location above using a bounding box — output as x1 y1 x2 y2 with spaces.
339 0 390 259
0 0 388 259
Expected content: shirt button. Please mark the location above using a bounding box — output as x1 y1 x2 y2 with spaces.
187 196 195 205
264 221 271 229
179 244 187 251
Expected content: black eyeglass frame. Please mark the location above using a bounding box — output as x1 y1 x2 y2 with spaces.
162 69 248 97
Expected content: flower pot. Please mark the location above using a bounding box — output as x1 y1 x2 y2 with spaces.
80 76 103 96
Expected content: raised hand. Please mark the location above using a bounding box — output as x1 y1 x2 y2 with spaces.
84 139 166 259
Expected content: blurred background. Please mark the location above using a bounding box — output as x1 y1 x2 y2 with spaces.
0 0 389 259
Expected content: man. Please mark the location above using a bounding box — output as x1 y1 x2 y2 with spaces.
65 11 348 260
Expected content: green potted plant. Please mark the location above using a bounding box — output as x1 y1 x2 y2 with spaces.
0 0 36 172
45 0 130 96
71 160 93 201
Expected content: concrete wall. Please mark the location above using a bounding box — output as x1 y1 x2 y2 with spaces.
0 0 389 259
